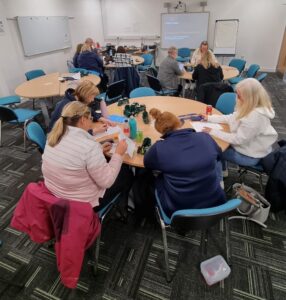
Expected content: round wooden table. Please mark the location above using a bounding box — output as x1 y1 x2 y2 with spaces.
15 72 101 126
105 55 144 68
179 65 239 81
107 96 229 168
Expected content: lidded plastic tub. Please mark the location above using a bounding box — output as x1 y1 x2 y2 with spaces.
200 255 231 285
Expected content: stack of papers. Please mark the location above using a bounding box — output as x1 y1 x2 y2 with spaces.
191 122 223 132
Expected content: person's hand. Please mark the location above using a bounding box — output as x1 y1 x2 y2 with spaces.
102 142 112 154
202 127 212 133
115 140 127 156
99 117 116 127
92 123 107 135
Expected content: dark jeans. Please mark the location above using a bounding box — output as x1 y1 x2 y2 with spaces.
94 164 134 212
132 169 156 220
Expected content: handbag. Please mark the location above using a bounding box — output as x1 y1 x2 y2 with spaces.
229 183 271 228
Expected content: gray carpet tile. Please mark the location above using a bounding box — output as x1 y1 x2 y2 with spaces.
0 73 286 300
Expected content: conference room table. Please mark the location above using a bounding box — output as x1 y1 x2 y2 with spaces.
105 96 229 168
105 55 144 68
15 72 101 127
179 65 239 97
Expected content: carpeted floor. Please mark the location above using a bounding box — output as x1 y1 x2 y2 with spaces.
0 73 285 300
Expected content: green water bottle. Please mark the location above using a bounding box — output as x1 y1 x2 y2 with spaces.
129 115 137 140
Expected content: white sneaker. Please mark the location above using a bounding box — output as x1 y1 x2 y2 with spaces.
220 180 225 189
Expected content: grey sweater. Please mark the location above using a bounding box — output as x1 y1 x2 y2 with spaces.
158 56 183 89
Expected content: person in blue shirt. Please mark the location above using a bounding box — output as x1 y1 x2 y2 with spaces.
135 108 226 219
48 81 113 133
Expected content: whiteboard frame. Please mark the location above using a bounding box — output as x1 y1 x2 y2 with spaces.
213 19 239 55
160 12 210 49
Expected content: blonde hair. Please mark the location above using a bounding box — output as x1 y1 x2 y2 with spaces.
201 51 219 69
81 44 92 53
47 102 91 147
235 78 273 120
75 43 83 55
149 108 181 135
74 81 99 103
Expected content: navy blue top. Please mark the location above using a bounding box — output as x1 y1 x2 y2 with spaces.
144 128 226 217
48 89 102 132
77 51 104 74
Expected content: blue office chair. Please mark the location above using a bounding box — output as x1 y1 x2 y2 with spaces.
176 48 191 63
256 73 267 83
155 190 241 282
0 95 21 107
215 92 237 115
93 193 121 274
146 75 177 96
228 59 246 74
0 106 41 151
25 69 46 81
25 121 46 153
129 87 156 98
96 80 126 104
69 67 100 77
138 54 154 72
229 64 260 85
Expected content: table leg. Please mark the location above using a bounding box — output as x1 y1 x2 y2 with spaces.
39 99 50 128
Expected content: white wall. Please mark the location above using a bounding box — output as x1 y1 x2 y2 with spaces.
102 0 286 70
0 0 104 96
0 0 285 96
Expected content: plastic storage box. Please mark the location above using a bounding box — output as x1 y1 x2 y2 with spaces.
200 255 231 285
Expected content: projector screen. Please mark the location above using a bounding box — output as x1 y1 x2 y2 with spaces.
161 13 209 49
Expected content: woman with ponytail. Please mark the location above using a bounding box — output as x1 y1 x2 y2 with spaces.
133 108 226 220
42 101 133 210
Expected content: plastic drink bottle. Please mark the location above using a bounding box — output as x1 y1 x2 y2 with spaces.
129 116 137 139
123 119 130 136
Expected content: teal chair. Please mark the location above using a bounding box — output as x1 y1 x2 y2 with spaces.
215 92 237 115
256 73 267 83
0 95 21 107
176 48 191 63
229 64 260 85
129 87 156 98
69 67 100 77
138 54 153 72
25 69 46 81
229 59 246 74
155 190 241 282
0 106 41 151
25 121 46 153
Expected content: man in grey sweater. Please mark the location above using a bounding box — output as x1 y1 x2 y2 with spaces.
158 46 185 95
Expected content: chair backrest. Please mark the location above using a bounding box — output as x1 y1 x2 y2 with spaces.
178 48 191 58
246 64 260 78
171 199 241 233
256 73 267 83
25 122 46 153
129 87 156 98
0 106 17 122
215 92 237 114
146 74 162 92
229 59 246 74
25 69 46 81
141 53 153 66
106 79 126 100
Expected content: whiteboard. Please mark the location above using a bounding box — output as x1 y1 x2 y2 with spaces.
17 16 72 56
161 13 209 49
213 20 239 55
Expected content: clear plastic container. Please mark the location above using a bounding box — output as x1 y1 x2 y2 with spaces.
200 255 231 286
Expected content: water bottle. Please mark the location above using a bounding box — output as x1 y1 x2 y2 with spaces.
123 119 130 136
129 115 137 140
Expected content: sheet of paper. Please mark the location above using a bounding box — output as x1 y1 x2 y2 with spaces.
109 133 136 158
191 121 223 132
72 72 81 80
94 125 122 139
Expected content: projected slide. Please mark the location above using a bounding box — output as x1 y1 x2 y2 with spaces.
161 13 209 49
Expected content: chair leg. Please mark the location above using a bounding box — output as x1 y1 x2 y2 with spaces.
200 230 208 256
93 232 101 275
23 120 29 152
0 120 2 147
161 224 171 282
225 217 231 266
